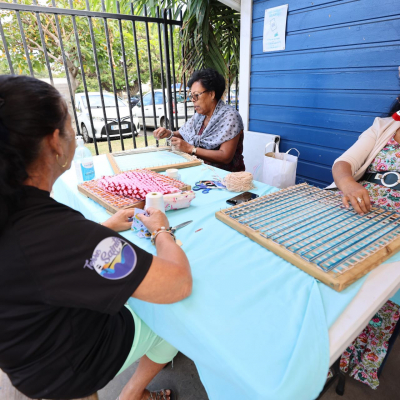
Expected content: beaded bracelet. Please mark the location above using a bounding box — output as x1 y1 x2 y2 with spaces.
150 226 176 245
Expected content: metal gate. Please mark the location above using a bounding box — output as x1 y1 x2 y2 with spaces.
0 1 187 155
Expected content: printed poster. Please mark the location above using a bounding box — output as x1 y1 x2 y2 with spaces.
263 4 289 52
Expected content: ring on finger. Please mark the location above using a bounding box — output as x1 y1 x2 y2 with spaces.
357 197 363 204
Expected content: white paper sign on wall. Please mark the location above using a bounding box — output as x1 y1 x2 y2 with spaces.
263 4 289 52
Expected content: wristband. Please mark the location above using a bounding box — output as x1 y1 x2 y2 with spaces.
191 146 197 156
151 226 176 245
166 130 174 140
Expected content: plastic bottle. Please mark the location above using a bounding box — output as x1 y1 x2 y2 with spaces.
74 137 95 183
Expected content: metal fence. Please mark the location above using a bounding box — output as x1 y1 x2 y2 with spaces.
0 1 187 155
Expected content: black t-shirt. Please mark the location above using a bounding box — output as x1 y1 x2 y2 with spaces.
0 186 153 398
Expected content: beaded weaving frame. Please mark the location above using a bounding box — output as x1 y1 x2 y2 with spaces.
216 183 400 291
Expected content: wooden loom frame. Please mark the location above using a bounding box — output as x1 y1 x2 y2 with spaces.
106 146 202 174
215 185 400 292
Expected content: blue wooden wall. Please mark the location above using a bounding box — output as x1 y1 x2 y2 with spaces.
250 0 400 187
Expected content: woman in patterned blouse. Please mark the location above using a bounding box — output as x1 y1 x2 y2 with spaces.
332 97 400 214
153 68 245 172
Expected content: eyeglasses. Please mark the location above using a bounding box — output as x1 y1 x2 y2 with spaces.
188 90 208 102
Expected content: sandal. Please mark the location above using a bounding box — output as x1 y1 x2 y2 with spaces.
115 388 177 400
147 389 177 400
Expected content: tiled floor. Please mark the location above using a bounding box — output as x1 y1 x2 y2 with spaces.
99 338 400 400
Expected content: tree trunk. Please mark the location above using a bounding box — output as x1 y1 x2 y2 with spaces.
65 60 79 132
130 79 139 95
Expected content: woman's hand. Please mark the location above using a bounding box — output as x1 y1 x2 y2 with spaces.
153 127 171 140
102 209 135 232
171 137 193 154
340 177 371 214
136 207 170 233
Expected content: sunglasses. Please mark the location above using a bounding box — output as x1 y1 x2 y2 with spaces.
188 90 208 101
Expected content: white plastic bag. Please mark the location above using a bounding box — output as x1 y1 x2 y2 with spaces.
262 141 300 188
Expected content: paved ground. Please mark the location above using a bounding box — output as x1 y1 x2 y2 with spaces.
99 338 400 400
99 352 208 400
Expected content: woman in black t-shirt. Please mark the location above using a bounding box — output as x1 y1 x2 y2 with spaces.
0 75 191 400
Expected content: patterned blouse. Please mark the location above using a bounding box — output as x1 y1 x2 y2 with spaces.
179 100 244 150
358 136 400 209
179 100 245 172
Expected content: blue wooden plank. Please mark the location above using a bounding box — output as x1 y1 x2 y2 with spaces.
253 16 400 49
249 0 399 186
250 69 399 91
296 160 334 184
248 120 362 150
249 104 378 132
253 0 400 31
279 140 344 166
251 44 400 70
253 0 344 16
250 89 396 113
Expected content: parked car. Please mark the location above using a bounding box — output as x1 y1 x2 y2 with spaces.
226 89 239 106
75 92 137 143
171 83 189 92
132 89 194 131
130 95 140 107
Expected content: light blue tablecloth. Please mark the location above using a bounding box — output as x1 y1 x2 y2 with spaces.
52 154 393 399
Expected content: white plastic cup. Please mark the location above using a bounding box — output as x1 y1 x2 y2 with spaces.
166 168 180 181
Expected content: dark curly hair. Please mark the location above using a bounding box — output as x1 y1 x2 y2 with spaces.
0 75 68 232
187 68 226 101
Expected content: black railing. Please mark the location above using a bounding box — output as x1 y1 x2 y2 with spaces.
0 1 187 155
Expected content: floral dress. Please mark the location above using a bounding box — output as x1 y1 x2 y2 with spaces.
337 135 400 389
358 136 400 208
340 301 400 389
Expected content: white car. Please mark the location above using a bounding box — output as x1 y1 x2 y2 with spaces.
132 89 194 131
75 92 137 143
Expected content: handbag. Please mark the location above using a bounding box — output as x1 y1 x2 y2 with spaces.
261 141 300 189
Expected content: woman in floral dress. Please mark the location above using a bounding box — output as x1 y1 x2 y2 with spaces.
330 97 400 389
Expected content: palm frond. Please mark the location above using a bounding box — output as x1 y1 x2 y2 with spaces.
133 0 240 83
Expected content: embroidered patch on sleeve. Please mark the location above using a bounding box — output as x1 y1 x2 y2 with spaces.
84 237 137 280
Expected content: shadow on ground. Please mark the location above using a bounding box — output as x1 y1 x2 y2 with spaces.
99 352 209 400
99 338 400 400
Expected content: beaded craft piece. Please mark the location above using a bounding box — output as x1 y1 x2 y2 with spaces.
78 169 190 214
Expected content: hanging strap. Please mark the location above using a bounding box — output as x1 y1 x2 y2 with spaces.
286 148 300 158
265 140 279 155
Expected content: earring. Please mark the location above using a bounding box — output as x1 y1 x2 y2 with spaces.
56 154 68 168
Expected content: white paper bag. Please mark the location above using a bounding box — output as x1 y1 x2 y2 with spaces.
262 142 300 188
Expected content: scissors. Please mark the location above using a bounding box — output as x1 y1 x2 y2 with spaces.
170 220 193 233
193 180 226 194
